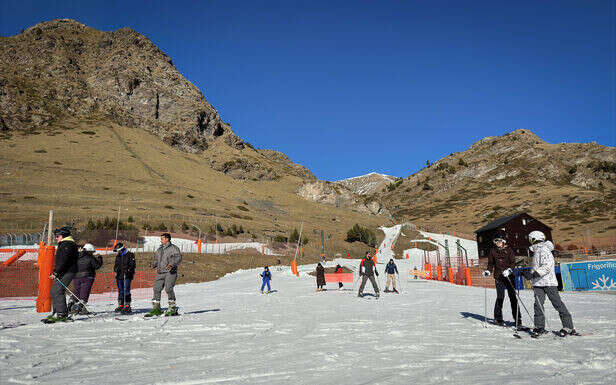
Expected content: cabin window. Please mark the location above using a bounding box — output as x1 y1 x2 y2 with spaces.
522 219 526 225
478 236 482 242
515 233 518 239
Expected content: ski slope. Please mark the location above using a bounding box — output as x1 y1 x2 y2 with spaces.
1 260 615 385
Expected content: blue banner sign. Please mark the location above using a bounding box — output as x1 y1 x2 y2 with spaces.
560 260 616 291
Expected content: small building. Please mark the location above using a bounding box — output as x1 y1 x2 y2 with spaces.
475 213 553 258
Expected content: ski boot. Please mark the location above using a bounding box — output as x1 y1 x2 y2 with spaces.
67 300 77 314
375 293 380 299
121 304 132 314
568 329 581 336
76 303 91 315
41 313 72 324
144 301 163 318
358 292 363 298
531 327 549 338
494 320 506 327
384 289 390 293
393 289 399 294
164 301 179 317
114 299 124 313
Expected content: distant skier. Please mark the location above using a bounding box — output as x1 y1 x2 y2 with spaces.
523 231 577 337
358 252 380 298
113 242 136 314
260 266 272 293
413 266 418 279
384 259 399 293
146 233 182 317
335 264 344 290
44 227 79 323
483 234 521 326
315 262 325 291
68 243 103 315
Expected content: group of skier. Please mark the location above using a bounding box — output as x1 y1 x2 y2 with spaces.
44 225 577 337
44 229 182 323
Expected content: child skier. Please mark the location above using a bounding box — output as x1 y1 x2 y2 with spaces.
335 264 344 290
523 231 577 337
113 242 136 314
384 259 399 293
260 266 272 293
68 243 103 315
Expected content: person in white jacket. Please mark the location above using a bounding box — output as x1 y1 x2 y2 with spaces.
523 231 576 337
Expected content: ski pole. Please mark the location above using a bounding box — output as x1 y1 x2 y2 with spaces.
53 276 92 315
483 275 487 328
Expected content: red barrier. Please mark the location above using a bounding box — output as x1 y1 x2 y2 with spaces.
36 245 55 312
324 273 354 283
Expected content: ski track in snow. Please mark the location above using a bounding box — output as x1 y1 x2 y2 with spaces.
0 260 615 385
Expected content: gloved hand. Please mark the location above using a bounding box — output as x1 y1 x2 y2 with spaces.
502 268 513 277
482 270 491 277
531 271 541 279
521 269 533 280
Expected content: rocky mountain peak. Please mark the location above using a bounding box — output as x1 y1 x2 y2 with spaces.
0 19 244 152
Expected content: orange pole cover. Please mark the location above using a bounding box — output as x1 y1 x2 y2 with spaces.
197 239 202 254
465 267 472 286
36 245 56 313
437 265 443 281
448 267 454 284
2 249 27 267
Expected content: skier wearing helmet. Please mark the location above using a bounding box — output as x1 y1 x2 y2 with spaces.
484 233 521 326
68 243 103 314
524 230 577 337
113 242 136 314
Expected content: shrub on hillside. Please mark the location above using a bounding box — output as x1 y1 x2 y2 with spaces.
345 224 376 247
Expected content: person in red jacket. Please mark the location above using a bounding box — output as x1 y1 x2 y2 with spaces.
335 264 344 290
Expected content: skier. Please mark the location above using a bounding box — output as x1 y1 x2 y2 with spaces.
523 231 577 337
146 233 182 317
68 243 103 315
335 264 344 290
315 262 325 291
358 252 380 298
44 227 79 323
483 234 521 326
113 242 136 314
260 266 272 293
413 266 418 279
384 259 399 293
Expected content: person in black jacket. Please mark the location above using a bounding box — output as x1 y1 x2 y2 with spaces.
484 234 521 326
384 259 399 293
358 252 380 298
44 227 79 323
113 243 136 314
68 243 103 315
315 262 326 291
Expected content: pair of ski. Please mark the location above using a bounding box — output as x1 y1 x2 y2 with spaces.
487 320 591 339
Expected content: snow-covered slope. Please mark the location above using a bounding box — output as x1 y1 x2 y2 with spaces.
336 172 397 195
1 260 614 384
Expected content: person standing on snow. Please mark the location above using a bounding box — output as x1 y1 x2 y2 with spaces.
113 242 136 314
146 233 182 317
483 234 521 326
44 227 79 323
68 243 103 315
384 259 399 293
315 262 326 291
358 252 380 298
523 231 577 337
335 264 344 290
260 266 272 293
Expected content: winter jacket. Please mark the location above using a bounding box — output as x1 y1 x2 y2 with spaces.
335 266 343 274
261 270 271 281
487 246 516 278
529 241 558 287
360 257 378 277
75 251 103 278
114 249 136 279
385 262 398 274
152 243 182 274
53 237 79 276
316 264 325 286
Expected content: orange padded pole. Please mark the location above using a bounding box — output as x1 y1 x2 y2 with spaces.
437 265 443 281
448 267 454 284
36 245 56 313
465 267 472 286
197 239 202 254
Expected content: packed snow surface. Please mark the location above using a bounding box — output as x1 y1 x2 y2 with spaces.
1 260 615 384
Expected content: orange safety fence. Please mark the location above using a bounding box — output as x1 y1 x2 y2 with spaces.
324 273 354 283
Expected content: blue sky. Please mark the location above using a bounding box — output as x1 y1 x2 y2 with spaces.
1 1 614 180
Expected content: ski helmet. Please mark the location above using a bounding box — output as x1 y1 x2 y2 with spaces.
83 243 95 252
113 242 125 252
528 231 546 244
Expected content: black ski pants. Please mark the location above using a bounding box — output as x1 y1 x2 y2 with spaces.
494 275 521 323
